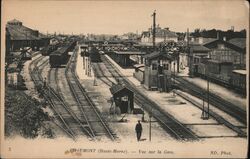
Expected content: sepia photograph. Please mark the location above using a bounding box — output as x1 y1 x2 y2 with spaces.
0 0 249 158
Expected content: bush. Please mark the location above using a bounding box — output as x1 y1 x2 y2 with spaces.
5 89 49 138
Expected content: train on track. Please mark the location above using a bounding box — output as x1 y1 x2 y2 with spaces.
194 60 246 94
49 41 77 67
41 43 59 56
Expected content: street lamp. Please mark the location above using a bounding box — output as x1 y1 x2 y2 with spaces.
201 66 210 119
149 112 152 142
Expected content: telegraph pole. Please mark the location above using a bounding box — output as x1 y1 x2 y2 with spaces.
152 10 156 50
207 70 210 119
149 113 152 142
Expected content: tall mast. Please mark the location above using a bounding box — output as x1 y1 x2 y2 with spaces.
152 10 156 50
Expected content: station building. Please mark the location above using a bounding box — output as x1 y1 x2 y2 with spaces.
204 38 246 69
6 19 50 52
142 51 174 92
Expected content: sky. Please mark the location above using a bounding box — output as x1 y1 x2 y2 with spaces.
2 0 249 35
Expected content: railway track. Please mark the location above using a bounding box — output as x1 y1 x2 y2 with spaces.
29 54 93 140
29 55 77 139
47 67 94 139
65 50 117 141
96 55 199 141
174 77 246 125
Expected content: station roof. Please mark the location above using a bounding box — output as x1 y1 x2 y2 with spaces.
203 39 246 53
110 84 133 95
136 42 154 47
190 44 210 53
228 38 246 49
80 44 88 47
207 59 233 65
134 64 145 71
133 64 145 68
6 23 48 41
113 51 146 55
143 51 173 60
232 70 246 75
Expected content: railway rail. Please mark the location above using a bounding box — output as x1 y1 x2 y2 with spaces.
29 54 92 140
29 55 76 139
47 67 94 139
174 77 246 125
96 55 199 141
65 50 117 141
173 90 246 137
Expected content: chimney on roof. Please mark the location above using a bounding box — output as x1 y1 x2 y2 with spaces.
198 37 203 44
223 36 227 41
231 26 234 32
217 31 220 40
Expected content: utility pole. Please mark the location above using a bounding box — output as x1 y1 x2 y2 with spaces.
173 59 176 96
201 66 210 119
207 69 210 119
149 113 152 142
152 10 156 50
187 28 193 77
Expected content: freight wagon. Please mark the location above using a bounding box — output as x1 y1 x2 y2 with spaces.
195 60 245 94
49 41 76 67
231 70 246 94
196 60 232 86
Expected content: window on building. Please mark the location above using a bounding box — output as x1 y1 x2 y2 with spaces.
163 63 169 70
234 55 240 63
158 65 163 74
152 63 157 70
218 44 225 49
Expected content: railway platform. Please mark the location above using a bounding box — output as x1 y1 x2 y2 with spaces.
75 47 172 142
103 54 245 138
177 66 246 111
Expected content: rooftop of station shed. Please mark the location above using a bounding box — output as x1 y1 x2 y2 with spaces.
112 51 146 55
232 69 246 75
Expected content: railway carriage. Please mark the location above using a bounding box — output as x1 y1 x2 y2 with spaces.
196 60 232 86
41 43 59 56
196 59 245 94
231 70 246 94
49 41 77 67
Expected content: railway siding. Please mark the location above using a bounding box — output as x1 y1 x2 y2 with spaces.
175 77 246 125
173 90 246 137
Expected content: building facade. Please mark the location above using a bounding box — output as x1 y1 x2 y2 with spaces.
6 19 50 52
203 39 246 69
143 52 173 92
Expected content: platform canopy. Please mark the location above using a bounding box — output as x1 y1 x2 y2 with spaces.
113 51 146 55
232 70 246 75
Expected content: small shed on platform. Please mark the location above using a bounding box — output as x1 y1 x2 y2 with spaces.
110 84 134 114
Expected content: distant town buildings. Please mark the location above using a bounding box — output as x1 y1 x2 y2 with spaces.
141 25 178 45
184 30 246 70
